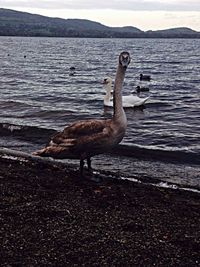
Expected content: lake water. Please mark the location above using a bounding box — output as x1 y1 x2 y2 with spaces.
0 37 200 189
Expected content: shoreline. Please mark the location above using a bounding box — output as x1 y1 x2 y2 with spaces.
1 147 200 191
0 152 200 266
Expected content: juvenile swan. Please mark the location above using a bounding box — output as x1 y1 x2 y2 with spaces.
33 52 131 177
103 77 149 108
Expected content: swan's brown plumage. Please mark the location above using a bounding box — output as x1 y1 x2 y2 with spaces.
33 51 131 176
40 119 114 159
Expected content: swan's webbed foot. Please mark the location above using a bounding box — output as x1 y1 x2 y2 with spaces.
79 159 102 183
80 158 92 175
80 158 92 177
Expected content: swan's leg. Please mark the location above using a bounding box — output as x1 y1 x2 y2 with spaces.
87 157 102 182
80 159 84 176
87 158 92 171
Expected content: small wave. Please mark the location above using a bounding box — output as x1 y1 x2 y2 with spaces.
0 100 31 109
111 144 200 165
166 61 183 64
0 123 56 144
75 79 100 85
122 177 200 194
24 109 76 119
145 101 172 108
190 79 200 84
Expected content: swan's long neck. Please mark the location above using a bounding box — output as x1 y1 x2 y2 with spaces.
113 64 126 125
104 84 112 103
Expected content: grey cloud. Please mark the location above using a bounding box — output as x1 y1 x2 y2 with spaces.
0 0 200 11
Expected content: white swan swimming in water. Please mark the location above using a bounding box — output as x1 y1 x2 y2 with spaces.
33 52 131 178
103 77 150 108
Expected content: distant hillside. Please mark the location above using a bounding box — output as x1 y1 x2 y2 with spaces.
146 27 199 38
0 8 199 38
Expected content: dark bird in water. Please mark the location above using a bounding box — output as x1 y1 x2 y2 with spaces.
33 52 131 177
140 73 151 81
136 85 150 93
69 71 75 76
69 67 76 76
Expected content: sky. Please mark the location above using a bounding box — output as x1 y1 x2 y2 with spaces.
0 0 200 31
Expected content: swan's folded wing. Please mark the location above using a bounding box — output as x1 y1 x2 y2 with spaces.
50 119 111 145
48 125 114 156
35 125 114 159
70 127 113 155
123 95 150 106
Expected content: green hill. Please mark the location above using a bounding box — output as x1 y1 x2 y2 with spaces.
146 27 199 38
0 8 199 38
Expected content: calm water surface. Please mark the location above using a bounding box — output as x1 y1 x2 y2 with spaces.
0 37 200 188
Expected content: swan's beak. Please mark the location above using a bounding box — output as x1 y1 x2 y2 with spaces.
121 59 130 69
103 78 108 84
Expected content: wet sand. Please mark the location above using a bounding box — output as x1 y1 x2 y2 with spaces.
0 155 200 266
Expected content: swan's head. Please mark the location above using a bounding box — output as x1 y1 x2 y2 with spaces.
103 77 112 86
119 52 131 69
103 77 113 94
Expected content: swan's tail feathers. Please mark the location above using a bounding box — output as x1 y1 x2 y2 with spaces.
32 146 66 158
32 148 50 157
142 96 150 104
32 139 77 159
134 96 150 107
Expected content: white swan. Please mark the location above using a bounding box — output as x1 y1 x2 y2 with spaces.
103 77 149 108
33 52 131 177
